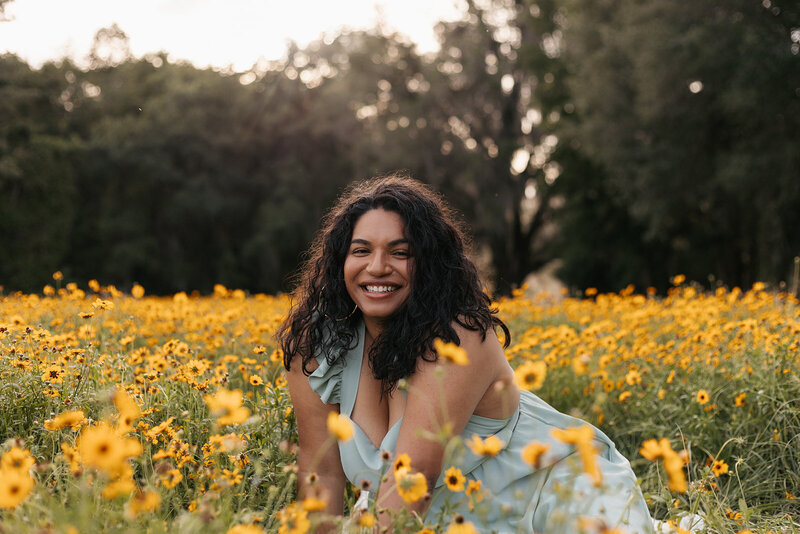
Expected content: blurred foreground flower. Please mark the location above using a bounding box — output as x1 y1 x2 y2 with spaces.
551 425 602 486
326 412 353 442
514 360 546 391
466 434 504 456
445 514 479 534
394 466 428 503
276 502 310 534
639 438 688 492
45 409 87 431
125 490 160 519
204 388 250 425
434 338 469 365
227 525 265 534
78 421 142 476
114 389 142 433
0 468 34 510
521 441 549 468
1 447 35 473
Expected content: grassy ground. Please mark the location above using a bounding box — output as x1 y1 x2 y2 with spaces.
0 278 798 533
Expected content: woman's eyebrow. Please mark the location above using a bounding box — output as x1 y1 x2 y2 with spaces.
350 238 409 246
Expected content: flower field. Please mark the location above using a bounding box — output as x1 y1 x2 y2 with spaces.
0 277 798 533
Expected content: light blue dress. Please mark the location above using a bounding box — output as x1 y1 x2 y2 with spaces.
309 321 654 533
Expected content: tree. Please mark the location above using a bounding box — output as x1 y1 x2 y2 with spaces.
0 56 79 288
558 0 800 290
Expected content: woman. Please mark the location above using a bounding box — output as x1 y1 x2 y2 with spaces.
280 174 653 533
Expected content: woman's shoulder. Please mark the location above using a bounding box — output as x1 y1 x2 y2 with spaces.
451 318 505 361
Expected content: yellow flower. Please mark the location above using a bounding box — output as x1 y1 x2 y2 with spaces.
114 389 142 433
131 284 145 298
78 422 142 475
301 496 327 512
40 364 66 383
663 452 688 492
276 502 310 534
639 438 670 461
466 434 505 456
204 388 251 425
125 490 160 519
227 525 265 534
639 438 687 492
711 459 729 477
514 360 546 391
249 375 264 386
465 479 483 499
393 452 412 473
45 410 87 431
1 447 35 473
52 270 63 281
625 369 641 386
572 354 590 375
551 425 602 486
101 468 136 499
358 512 376 528
734 392 746 407
618 391 632 402
417 529 436 534
696 389 710 405
394 466 428 503
326 412 354 442
521 441 549 468
433 338 469 365
444 466 466 491
0 469 34 509
92 298 114 311
672 274 686 285
444 514 479 534
60 443 81 473
158 468 184 489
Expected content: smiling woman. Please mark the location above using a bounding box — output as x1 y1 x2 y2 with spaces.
278 173 654 533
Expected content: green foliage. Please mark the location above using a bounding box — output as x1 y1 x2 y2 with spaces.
556 0 800 291
1 1 798 295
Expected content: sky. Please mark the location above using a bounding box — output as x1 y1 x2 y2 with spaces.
0 0 466 71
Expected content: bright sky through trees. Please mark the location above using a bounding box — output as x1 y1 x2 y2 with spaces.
0 0 465 71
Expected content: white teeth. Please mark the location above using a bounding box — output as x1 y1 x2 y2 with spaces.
365 285 397 293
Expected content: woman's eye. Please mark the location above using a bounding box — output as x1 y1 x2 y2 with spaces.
351 248 369 255
393 250 410 257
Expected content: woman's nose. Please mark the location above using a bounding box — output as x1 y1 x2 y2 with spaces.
366 252 391 275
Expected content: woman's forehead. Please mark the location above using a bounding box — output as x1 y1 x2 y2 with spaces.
351 208 407 240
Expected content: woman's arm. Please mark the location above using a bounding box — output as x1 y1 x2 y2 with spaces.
285 360 347 516
375 326 516 524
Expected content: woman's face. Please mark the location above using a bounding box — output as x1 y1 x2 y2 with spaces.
343 208 413 326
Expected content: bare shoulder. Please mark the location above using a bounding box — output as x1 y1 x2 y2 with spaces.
284 351 319 381
452 320 506 366
411 320 507 382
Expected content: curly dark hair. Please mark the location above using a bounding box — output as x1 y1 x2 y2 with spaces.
278 173 510 396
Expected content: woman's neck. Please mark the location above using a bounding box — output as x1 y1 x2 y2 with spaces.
363 317 385 344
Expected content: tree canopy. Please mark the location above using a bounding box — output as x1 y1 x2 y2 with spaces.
1 0 798 295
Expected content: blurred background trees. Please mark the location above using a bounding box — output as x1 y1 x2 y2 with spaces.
1 0 798 295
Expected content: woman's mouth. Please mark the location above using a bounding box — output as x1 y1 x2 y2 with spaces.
362 285 399 294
